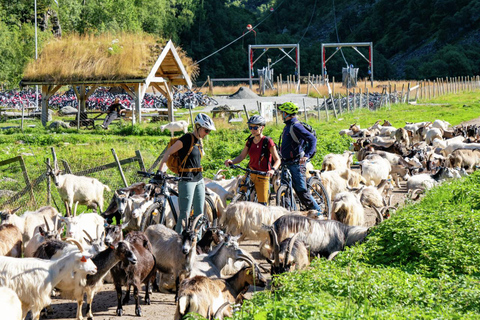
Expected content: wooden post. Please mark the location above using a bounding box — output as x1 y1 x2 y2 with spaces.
61 160 72 174
188 106 194 130
406 83 410 104
366 88 369 109
208 76 213 96
18 156 36 206
358 88 363 109
303 99 307 122
317 97 320 120
307 73 310 96
280 74 283 94
112 148 128 188
77 98 81 131
332 77 335 97
274 102 278 125
243 105 249 120
46 158 51 205
277 76 280 96
136 150 147 172
257 101 261 114
346 91 350 112
323 96 329 121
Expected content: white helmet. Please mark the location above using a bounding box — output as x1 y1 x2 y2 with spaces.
194 113 216 131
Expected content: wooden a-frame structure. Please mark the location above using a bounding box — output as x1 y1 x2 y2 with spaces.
21 40 192 126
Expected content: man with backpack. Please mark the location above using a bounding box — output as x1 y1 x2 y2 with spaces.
278 102 323 215
224 115 281 205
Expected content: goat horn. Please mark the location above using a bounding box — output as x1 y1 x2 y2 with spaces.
236 254 255 271
65 238 85 252
372 206 383 225
270 228 280 268
284 233 299 269
43 216 51 232
411 189 422 200
191 213 204 232
83 230 94 242
328 251 340 261
212 301 230 320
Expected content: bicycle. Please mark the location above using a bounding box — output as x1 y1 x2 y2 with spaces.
137 171 217 232
228 164 268 204
276 161 331 217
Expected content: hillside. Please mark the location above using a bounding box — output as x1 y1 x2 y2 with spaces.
0 0 479 88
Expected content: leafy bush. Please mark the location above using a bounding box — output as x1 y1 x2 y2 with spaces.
233 171 480 319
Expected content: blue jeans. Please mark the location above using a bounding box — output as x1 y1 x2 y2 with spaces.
283 162 321 212
176 179 205 234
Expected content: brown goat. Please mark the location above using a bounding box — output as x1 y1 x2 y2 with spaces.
0 224 22 257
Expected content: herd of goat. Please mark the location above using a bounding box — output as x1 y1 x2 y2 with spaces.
0 117 478 319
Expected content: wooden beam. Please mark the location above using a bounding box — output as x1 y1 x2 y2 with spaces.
152 83 167 97
120 84 136 100
85 84 99 99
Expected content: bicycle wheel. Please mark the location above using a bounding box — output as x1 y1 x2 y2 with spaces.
204 194 218 227
140 202 164 232
308 178 331 218
276 185 296 211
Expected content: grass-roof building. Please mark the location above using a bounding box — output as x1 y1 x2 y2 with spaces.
21 33 196 126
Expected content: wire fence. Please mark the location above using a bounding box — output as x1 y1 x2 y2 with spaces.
0 148 160 215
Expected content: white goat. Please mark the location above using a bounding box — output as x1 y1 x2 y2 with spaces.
331 192 365 226
160 120 189 137
321 151 353 172
61 213 106 249
0 239 97 320
117 194 154 232
425 127 443 145
48 168 111 216
432 119 451 131
0 287 22 320
359 157 392 186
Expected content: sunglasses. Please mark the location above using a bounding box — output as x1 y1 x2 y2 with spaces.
248 126 259 130
203 128 211 134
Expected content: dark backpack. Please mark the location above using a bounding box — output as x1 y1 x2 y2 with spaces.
246 135 275 169
282 121 317 159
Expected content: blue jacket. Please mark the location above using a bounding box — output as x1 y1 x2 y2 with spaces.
280 117 316 160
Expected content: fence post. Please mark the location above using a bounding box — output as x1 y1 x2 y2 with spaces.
208 76 213 96
188 106 194 130
135 150 147 172
366 88 369 109
111 148 128 188
317 97 320 121
323 96 329 121
303 99 308 122
307 73 310 96
243 105 249 120
274 102 278 125
406 83 411 104
46 158 51 205
346 90 350 112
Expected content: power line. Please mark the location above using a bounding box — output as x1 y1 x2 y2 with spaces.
194 0 287 65
332 0 348 66
298 0 318 44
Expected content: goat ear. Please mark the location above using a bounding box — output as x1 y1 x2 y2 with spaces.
39 226 46 236
12 207 21 215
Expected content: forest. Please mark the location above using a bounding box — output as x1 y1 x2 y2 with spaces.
1 0 479 88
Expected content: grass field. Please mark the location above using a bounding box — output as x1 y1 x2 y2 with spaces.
1 91 480 214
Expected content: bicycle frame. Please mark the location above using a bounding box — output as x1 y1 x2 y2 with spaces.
279 164 298 211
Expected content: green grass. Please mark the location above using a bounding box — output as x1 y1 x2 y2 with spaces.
1 91 480 213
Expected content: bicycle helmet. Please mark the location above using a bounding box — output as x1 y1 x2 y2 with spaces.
278 102 298 115
247 115 266 126
194 113 216 131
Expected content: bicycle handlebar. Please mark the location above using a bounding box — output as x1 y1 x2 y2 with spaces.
137 171 192 181
228 164 268 176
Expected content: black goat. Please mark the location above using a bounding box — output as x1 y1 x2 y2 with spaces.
110 231 156 316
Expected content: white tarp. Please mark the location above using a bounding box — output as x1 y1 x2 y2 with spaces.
259 102 274 122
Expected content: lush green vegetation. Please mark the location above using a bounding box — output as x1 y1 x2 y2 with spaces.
1 0 479 87
233 172 480 319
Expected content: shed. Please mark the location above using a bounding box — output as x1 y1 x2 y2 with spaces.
20 34 193 126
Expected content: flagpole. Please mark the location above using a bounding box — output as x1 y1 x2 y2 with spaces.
34 0 38 111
